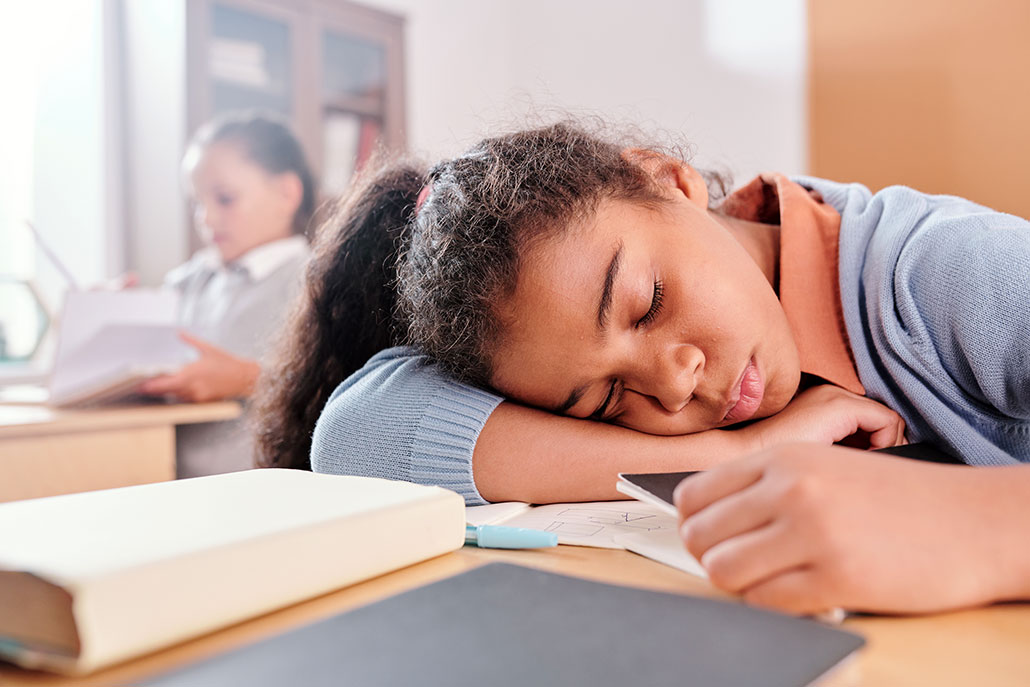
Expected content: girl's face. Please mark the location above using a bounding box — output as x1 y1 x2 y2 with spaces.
489 164 802 436
188 142 300 262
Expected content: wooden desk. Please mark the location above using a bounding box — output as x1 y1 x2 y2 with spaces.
1 544 1027 686
0 401 241 503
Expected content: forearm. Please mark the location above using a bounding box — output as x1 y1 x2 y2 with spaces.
967 466 1030 603
472 401 753 503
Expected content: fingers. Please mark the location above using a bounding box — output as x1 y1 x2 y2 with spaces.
673 454 766 520
853 399 906 448
138 373 183 396
699 520 812 595
178 330 218 353
679 479 777 559
742 567 832 615
864 413 906 449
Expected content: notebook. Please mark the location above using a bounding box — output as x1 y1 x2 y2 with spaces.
616 470 698 515
615 444 960 515
141 562 865 687
466 500 678 549
0 470 465 674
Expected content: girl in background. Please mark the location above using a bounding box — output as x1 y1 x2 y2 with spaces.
257 120 1030 615
143 112 314 477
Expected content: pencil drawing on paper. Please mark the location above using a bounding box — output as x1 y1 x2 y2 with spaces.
540 507 669 537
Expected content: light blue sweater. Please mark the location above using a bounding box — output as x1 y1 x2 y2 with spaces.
798 176 1030 465
311 179 1030 503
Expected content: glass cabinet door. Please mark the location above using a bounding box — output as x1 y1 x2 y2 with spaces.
320 30 387 195
209 3 292 116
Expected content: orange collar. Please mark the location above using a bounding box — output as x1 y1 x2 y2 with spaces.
720 174 865 395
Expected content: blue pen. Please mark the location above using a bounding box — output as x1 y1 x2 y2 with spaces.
465 524 558 549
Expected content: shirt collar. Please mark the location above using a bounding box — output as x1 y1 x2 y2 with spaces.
719 174 865 396
191 236 310 281
231 235 309 281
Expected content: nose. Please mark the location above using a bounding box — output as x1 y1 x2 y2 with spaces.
646 342 704 413
195 204 220 233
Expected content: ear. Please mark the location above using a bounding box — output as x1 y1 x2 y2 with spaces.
275 171 304 215
621 148 709 210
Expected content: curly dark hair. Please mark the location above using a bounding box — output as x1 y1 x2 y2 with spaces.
252 157 423 469
398 121 727 388
252 120 727 470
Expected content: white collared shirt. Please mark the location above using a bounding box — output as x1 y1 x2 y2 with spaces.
164 235 311 479
164 235 311 360
232 235 310 282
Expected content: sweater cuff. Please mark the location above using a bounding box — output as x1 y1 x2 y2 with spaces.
409 379 504 506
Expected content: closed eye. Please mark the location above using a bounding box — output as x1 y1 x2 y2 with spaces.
588 379 624 421
636 279 664 328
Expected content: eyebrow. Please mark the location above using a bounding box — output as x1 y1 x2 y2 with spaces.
596 241 624 331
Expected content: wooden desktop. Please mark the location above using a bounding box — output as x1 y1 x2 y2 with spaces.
1 543 1028 686
0 399 241 503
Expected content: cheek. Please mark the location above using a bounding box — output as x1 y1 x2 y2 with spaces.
614 395 711 436
756 361 799 417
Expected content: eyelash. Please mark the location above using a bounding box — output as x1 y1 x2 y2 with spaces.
590 379 624 422
590 279 664 421
636 279 664 329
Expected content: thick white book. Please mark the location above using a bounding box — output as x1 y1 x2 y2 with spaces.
0 470 466 674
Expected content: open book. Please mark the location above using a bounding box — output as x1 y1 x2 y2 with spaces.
0 470 465 674
48 290 195 407
23 221 195 407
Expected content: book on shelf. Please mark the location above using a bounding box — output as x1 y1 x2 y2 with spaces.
0 469 465 674
209 37 270 88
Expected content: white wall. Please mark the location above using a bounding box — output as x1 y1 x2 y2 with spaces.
364 0 807 184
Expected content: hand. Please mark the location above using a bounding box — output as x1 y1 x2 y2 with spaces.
739 385 907 451
90 272 139 290
674 444 1027 614
138 332 260 402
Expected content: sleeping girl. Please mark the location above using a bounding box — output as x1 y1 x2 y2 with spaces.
255 121 1030 614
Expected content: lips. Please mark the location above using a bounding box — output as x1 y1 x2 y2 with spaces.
724 357 764 424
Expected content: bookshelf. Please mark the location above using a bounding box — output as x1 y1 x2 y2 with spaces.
121 0 406 278
187 0 406 197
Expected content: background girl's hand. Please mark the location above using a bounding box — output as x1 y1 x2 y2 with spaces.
673 445 1026 615
89 271 139 290
740 385 906 450
138 332 260 402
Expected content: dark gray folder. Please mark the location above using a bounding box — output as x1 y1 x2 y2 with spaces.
141 563 863 687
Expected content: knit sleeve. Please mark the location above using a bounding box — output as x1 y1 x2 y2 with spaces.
898 215 1030 420
309 347 504 505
